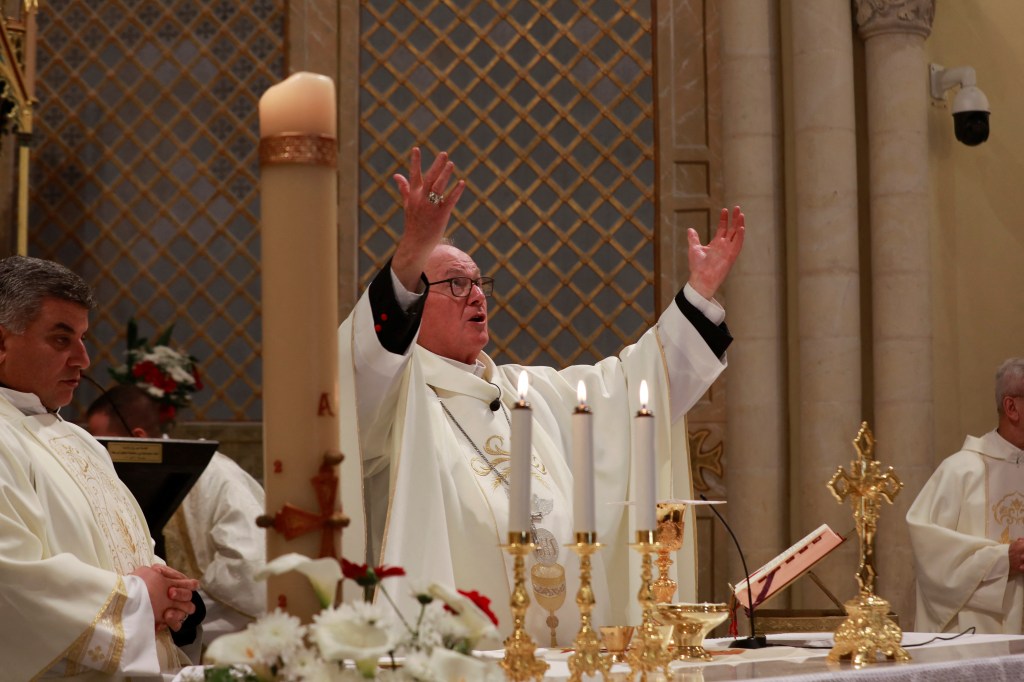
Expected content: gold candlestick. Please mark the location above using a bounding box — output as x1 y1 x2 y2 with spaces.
501 531 548 681
567 532 610 681
826 422 910 667
628 530 673 681
653 501 686 603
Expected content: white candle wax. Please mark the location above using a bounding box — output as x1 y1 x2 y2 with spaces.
634 380 656 532
572 381 596 534
509 371 532 535
259 71 339 620
259 72 337 137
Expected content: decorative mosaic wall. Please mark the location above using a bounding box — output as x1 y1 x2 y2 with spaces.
30 0 284 421
358 1 656 366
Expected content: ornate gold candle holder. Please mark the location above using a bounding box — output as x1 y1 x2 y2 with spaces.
653 501 687 603
500 531 549 681
628 530 673 681
566 532 611 681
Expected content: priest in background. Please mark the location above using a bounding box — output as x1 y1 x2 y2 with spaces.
907 357 1024 634
0 255 198 678
339 148 744 644
86 383 267 647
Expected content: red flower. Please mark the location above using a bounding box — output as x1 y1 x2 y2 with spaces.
192 367 204 391
341 558 406 588
159 404 177 424
451 589 499 626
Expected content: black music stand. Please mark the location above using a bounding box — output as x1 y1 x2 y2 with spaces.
98 437 218 558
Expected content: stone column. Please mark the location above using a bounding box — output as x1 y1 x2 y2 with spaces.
854 0 935 626
791 0 863 608
719 0 787 602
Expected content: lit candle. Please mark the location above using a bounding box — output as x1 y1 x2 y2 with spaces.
259 72 339 620
509 371 532 535
572 381 596 534
634 380 656 532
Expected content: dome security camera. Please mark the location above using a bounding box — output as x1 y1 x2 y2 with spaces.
930 64 990 147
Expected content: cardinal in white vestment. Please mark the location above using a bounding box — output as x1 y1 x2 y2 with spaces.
0 256 198 679
907 357 1024 634
338 148 744 645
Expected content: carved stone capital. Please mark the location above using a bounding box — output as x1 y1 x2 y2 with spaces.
854 0 935 40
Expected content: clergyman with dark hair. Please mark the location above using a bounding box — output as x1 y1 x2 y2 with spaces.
0 255 198 678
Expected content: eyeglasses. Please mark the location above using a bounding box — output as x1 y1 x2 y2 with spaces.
427 276 494 298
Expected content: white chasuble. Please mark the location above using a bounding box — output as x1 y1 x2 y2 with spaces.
0 390 187 679
339 286 726 645
907 430 1024 634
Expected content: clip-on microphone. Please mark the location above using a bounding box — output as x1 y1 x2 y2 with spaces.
487 381 501 412
700 493 770 649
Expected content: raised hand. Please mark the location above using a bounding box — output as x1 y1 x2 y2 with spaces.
131 564 199 632
392 147 467 292
687 205 745 300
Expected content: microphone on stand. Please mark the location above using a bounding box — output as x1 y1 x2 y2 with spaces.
700 493 770 649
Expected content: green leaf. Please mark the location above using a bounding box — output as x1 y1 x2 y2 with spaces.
126 318 138 351
155 323 175 347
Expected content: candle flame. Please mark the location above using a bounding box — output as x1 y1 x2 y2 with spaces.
518 371 529 401
577 380 587 406
639 380 649 410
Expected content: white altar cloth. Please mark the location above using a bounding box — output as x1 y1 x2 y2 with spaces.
173 632 1024 681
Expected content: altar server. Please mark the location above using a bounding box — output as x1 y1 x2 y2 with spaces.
907 357 1024 634
339 148 743 644
0 256 197 678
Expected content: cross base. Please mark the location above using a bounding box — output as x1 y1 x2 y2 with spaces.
828 594 910 667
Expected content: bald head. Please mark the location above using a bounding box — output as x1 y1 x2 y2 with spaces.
418 244 490 364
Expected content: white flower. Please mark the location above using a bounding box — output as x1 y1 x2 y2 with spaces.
257 553 343 608
248 608 307 662
426 584 500 648
280 647 347 681
144 385 165 398
425 647 503 682
310 601 403 664
203 628 268 666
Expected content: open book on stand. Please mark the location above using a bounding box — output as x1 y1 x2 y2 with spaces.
733 524 845 610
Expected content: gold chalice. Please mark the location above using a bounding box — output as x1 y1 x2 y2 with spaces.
653 501 687 603
656 602 729 661
598 625 633 664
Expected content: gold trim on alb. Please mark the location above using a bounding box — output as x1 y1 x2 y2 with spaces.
259 134 337 168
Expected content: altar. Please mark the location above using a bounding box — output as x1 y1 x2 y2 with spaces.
528 632 1024 681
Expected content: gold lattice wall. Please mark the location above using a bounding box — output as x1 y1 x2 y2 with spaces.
30 0 284 421
358 1 657 366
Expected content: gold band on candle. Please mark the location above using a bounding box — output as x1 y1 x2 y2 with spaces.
259 133 337 167
575 531 598 545
636 529 657 545
508 530 532 547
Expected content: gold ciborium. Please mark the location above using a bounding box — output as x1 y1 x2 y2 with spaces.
653 501 687 603
656 602 729 661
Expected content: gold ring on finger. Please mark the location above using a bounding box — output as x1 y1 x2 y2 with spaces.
428 191 445 205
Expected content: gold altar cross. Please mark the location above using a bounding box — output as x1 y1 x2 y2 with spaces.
827 422 903 595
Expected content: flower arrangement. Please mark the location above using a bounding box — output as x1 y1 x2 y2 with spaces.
198 554 503 681
108 317 203 425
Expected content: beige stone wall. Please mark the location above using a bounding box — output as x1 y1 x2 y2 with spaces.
927 1 1024 463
